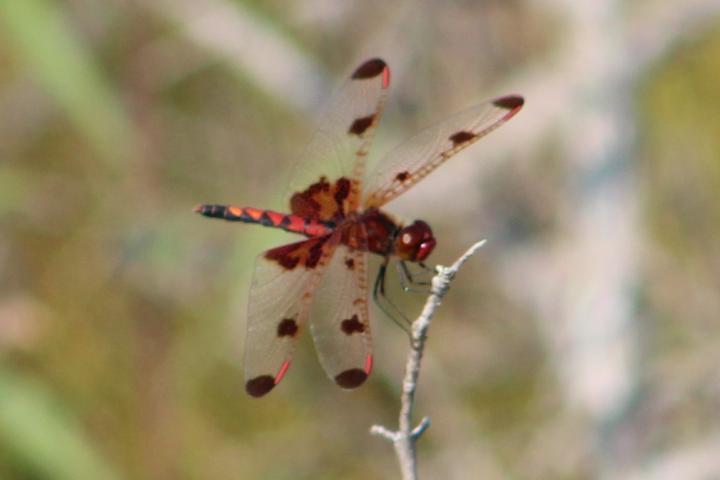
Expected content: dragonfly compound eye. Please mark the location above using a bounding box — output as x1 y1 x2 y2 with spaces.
396 220 436 261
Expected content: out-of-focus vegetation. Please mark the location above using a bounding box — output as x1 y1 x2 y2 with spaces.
1 0 719 479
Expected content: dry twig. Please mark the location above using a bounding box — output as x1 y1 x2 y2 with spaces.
370 240 487 480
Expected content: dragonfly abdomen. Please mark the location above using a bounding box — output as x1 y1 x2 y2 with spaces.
194 205 333 237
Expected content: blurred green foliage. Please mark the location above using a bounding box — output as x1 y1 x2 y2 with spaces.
0 0 135 166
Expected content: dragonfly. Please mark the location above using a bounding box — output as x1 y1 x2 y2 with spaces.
195 58 523 397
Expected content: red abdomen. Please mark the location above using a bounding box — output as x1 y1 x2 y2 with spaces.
194 205 333 237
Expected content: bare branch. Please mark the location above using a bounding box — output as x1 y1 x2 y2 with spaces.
371 240 487 480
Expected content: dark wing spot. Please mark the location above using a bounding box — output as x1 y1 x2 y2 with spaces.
334 177 351 204
348 115 375 136
290 176 331 219
265 244 301 270
449 131 476 146
277 318 298 337
245 375 275 397
395 171 409 182
344 257 355 270
351 58 387 79
492 95 524 110
306 238 326 269
290 176 351 222
290 193 322 220
334 369 368 389
265 236 330 271
341 314 365 335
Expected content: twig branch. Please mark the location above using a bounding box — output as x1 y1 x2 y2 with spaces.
370 240 487 480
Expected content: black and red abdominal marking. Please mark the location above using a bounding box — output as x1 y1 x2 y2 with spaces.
195 57 523 397
194 205 333 238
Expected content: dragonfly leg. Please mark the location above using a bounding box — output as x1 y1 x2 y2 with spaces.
373 261 412 338
397 261 432 293
418 261 435 274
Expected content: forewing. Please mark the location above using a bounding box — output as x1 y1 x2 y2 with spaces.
287 59 391 221
309 244 373 390
244 235 338 397
362 95 524 208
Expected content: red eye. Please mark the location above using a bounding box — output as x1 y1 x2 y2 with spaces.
415 238 436 261
395 220 436 261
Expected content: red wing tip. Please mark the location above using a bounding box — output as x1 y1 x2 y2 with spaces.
245 375 276 397
334 368 368 389
351 58 388 80
493 95 524 111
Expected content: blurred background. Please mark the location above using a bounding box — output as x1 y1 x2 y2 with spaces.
1 0 720 478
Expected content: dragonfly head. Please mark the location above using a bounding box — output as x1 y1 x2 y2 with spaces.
395 220 436 262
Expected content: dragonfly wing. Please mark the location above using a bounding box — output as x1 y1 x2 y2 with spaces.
362 95 523 208
309 244 373 389
244 234 338 397
287 59 391 221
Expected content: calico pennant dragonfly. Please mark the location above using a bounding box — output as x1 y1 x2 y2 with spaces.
195 58 523 397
